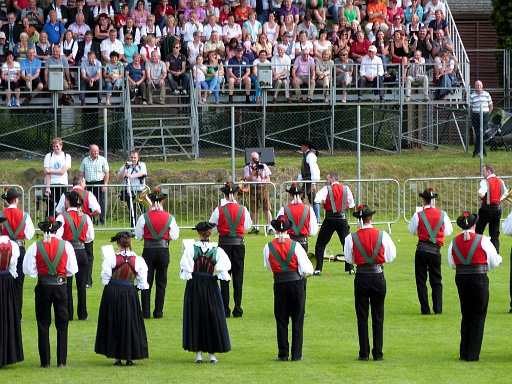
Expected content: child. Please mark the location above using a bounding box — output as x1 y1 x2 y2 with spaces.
194 55 209 104
243 33 255 63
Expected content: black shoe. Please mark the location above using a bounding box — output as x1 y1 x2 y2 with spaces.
374 357 384 361
114 361 122 366
357 356 369 361
227 96 233 103
273 357 288 361
357 97 362 103
126 361 135 366
246 96 250 103
291 357 303 361
249 227 259 234
153 313 163 319
58 363 68 367
380 98 385 103
195 359 203 364
40 364 50 368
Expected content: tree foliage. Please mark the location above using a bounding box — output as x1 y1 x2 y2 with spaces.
490 0 512 49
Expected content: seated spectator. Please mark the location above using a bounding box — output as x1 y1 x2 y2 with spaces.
161 16 180 58
328 24 342 56
336 27 350 53
297 14 317 42
390 30 408 66
306 0 326 23
386 0 404 31
279 0 299 25
20 46 43 104
242 33 255 63
93 0 114 24
386 12 405 40
235 0 252 26
327 0 342 25
13 32 32 62
35 30 52 67
219 2 231 26
68 13 90 43
410 25 432 66
204 30 225 60
43 10 65 45
365 0 388 36
315 49 332 103
45 0 68 26
357 45 385 103
67 0 93 28
348 20 360 42
271 43 292 103
275 30 295 60
79 50 102 105
334 48 353 103
146 50 167 104
404 0 423 24
193 55 209 104
131 0 150 28
140 34 160 63
280 12 297 43
100 28 124 63
434 50 456 100
431 28 452 63
340 0 360 24
140 13 162 46
62 30 78 66
428 9 449 39
0 33 9 64
182 10 203 48
250 49 270 104
187 30 203 64
119 17 141 46
44 45 74 96
165 41 190 95
2 13 22 50
225 37 239 62
126 52 147 103
223 13 242 44
1 51 21 106
184 0 206 23
122 33 138 64
423 0 445 26
76 30 101 64
337 16 350 36
115 3 130 29
227 44 251 103
291 48 315 103
406 14 421 41
205 51 224 104
203 13 222 42
21 0 44 27
263 11 279 47
404 49 429 102
294 29 313 57
350 30 370 63
253 33 272 60
243 10 262 45
373 29 389 72
313 29 331 59
21 16 39 44
103 50 123 105
203 0 219 25
155 0 175 30
366 20 380 44
94 13 114 44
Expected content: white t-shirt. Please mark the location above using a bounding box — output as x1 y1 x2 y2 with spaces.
2 62 20 81
43 151 72 185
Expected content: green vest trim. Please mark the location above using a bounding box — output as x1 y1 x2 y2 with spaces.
0 211 27 239
268 241 297 273
451 235 482 265
220 205 243 237
352 231 384 264
143 212 173 240
284 205 309 236
36 240 65 276
63 212 87 241
418 210 445 244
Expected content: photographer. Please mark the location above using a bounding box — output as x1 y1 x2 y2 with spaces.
244 151 273 235
117 150 147 228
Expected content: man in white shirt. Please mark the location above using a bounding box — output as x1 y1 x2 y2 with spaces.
271 44 292 103
423 0 445 26
357 45 385 103
100 28 124 63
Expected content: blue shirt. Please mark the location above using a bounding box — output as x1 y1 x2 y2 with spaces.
123 43 138 64
20 57 42 78
43 21 66 45
228 56 249 78
81 58 102 79
126 63 144 82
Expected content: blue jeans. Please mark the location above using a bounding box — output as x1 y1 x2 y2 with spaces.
250 74 261 98
257 11 269 26
328 5 340 24
167 72 190 91
435 72 456 100
197 80 208 89
206 76 219 98
105 79 123 95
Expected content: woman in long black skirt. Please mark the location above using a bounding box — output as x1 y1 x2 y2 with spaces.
180 222 231 363
95 232 149 366
0 217 23 369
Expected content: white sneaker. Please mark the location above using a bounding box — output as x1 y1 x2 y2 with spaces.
7 102 11 107
268 228 275 235
15 101 20 107
404 96 411 102
173 90 180 95
313 270 321 276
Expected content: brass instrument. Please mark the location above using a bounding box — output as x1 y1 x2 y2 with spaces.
134 186 152 210
501 188 512 204
307 252 317 270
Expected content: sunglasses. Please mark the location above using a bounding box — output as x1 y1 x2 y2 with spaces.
395 17 401 20
126 38 133 40
341 54 347 56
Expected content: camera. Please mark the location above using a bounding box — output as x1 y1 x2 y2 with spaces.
125 161 132 168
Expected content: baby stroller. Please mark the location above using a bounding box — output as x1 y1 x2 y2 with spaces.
484 109 512 151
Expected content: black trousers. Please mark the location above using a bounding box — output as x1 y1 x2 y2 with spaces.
86 181 105 224
455 273 489 361
274 279 306 360
67 248 88 320
314 217 352 272
354 272 386 360
35 283 69 367
476 206 501 253
141 247 170 318
15 245 25 318
84 241 94 287
47 185 67 217
219 243 245 317
414 249 442 314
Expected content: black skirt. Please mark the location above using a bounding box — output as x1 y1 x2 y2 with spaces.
95 281 148 361
182 273 231 353
0 273 24 368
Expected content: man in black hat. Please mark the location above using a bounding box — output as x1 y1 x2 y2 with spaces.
209 182 252 318
277 182 318 252
1 187 35 318
408 186 453 315
263 215 313 361
23 217 78 368
447 211 501 362
56 191 94 321
314 171 355 275
135 188 180 319
299 139 321 223
227 44 252 103
344 205 396 361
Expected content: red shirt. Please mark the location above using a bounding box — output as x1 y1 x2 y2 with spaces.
268 238 299 273
1 208 26 240
350 39 371 58
35 238 70 276
156 4 175 21
351 228 386 265
143 210 172 240
451 233 487 265
217 203 246 237
417 208 446 246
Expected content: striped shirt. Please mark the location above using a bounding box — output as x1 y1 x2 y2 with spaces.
79 155 110 182
470 90 492 114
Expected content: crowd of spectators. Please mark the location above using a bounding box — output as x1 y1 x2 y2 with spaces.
0 0 458 105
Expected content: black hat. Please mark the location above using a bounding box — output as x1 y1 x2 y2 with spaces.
353 204 376 219
298 139 315 149
235 44 244 51
456 212 479 230
286 182 304 195
38 217 63 233
65 191 83 207
148 188 167 202
220 181 240 194
304 14 312 20
110 231 135 242
419 187 438 200
1 187 22 201
193 222 216 231
0 216 7 223
271 215 293 232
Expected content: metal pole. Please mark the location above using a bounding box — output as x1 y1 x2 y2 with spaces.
231 106 235 183
357 105 361 204
479 106 484 172
262 90 266 147
103 107 108 222
54 92 58 136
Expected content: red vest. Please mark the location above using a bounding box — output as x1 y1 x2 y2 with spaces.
451 233 487 265
111 254 137 281
35 238 70 276
71 187 91 216
324 183 349 212
417 208 446 246
268 238 299 273
0 240 13 271
284 203 311 236
482 176 504 204
143 210 172 240
217 203 246 237
61 210 88 242
352 228 386 265
1 208 26 240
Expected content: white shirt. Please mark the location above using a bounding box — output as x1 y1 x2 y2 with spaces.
182 21 203 42
271 53 292 78
407 205 454 236
23 235 78 277
277 203 318 236
470 90 492 114
118 161 147 192
134 208 180 241
0 236 20 278
100 249 149 290
180 240 232 281
314 181 355 208
55 187 101 216
203 23 223 40
44 151 71 185
263 234 314 276
359 55 384 78
100 38 124 57
423 1 446 25
209 201 253 233
56 207 95 243
447 230 502 271
3 205 35 240
344 225 397 264
140 24 162 40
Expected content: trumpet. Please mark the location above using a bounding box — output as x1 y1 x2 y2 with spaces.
135 186 152 210
500 188 512 204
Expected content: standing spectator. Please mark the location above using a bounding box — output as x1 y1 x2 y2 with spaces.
263 215 313 362
103 50 123 105
471 81 493 158
313 170 355 275
357 45 385 103
271 43 292 103
100 28 124 63
364 0 388 35
209 182 253 318
20 47 43 105
404 49 430 102
135 189 180 319
1 50 21 106
43 137 71 217
298 139 320 222
43 10 65 45
95 232 149 366
500 203 512 313
244 151 273 234
117 150 147 229
23 218 78 368
180 222 231 364
145 50 167 105
126 52 148 103
291 48 315 103
227 44 251 103
166 41 190 95
408 187 453 315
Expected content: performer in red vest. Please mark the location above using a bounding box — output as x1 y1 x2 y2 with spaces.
56 191 94 321
135 188 180 319
1 187 35 319
314 170 355 275
476 164 506 253
408 187 453 315
0 216 23 369
345 205 396 361
209 182 252 318
263 215 313 361
277 183 318 252
23 217 78 368
95 232 149 366
447 211 502 361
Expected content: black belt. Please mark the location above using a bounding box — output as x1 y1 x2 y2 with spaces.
480 203 501 210
144 239 169 248
416 240 441 254
456 264 488 274
69 240 85 249
0 270 10 275
38 274 67 285
219 236 244 245
356 264 383 274
325 211 346 219
86 180 104 184
110 278 135 286
290 235 307 244
273 271 302 283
